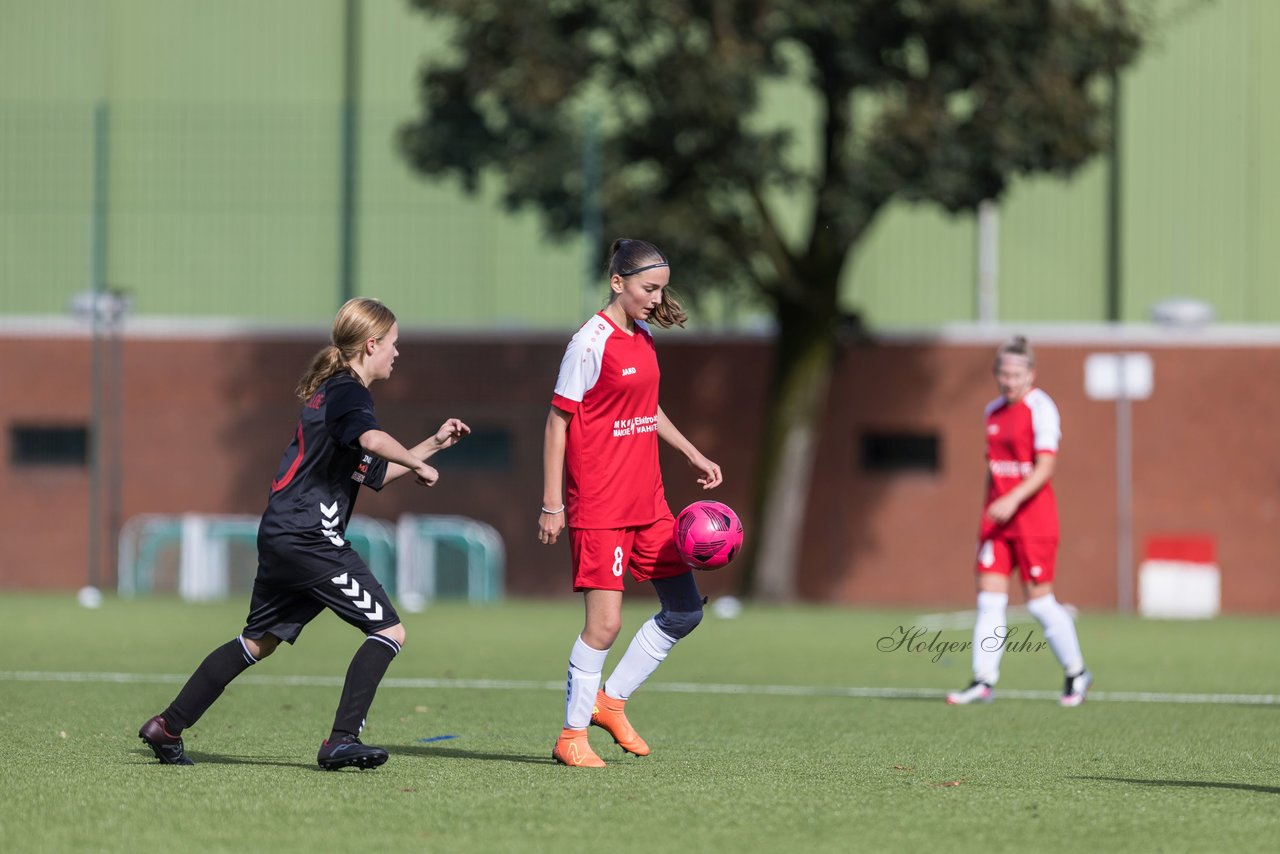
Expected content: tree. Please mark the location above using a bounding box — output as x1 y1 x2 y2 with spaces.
400 0 1143 599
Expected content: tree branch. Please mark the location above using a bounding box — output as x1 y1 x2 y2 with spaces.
804 35 853 273
745 182 801 303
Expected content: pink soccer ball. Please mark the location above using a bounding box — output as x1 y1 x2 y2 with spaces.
675 500 744 571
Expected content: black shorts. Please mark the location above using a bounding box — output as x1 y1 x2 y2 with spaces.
243 558 400 644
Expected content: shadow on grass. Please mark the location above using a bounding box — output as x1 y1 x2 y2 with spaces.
133 749 310 769
396 743 552 766
137 745 555 768
1074 776 1280 795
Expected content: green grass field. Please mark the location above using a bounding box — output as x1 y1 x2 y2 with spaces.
0 593 1276 853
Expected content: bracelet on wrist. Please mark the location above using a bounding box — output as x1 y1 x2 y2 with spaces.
541 505 565 514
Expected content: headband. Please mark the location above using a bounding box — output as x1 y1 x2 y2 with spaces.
618 261 669 277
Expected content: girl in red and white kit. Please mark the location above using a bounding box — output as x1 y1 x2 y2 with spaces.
947 336 1091 708
539 238 723 767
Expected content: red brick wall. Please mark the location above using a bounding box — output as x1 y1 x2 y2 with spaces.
3 330 1276 611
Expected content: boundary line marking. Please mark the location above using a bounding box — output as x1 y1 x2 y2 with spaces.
914 604 1080 630
1 670 1276 706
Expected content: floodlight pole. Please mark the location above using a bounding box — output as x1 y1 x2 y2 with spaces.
1106 66 1123 322
88 101 110 594
338 0 362 307
1085 352 1151 613
976 199 999 324
581 108 602 317
1116 385 1133 612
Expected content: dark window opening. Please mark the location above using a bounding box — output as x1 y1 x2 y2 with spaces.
11 425 90 467
430 427 512 471
861 432 939 473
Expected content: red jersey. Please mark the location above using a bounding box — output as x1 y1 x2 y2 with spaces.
551 313 667 529
980 387 1060 541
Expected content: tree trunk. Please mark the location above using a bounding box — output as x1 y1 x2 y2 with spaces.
742 298 839 601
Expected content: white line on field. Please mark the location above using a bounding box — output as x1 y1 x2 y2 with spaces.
0 670 1276 706
913 604 1079 630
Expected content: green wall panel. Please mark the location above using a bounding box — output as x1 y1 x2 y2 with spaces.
1121 0 1252 321
0 0 105 100
2 0 1279 329
106 0 343 104
0 1 103 316
354 4 581 330
845 202 975 327
999 163 1109 323
0 103 96 314
1247 0 1280 320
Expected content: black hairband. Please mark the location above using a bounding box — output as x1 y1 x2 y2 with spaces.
618 261 669 277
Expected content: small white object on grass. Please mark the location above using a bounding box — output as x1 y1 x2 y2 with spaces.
712 596 742 619
77 586 103 609
398 591 426 614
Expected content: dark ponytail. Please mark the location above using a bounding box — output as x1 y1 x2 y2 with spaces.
606 238 687 329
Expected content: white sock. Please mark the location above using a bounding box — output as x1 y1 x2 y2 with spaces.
604 618 678 701
564 636 609 729
972 591 1009 685
1026 594 1084 675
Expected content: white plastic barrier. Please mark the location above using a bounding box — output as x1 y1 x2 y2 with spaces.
395 514 505 608
1138 535 1220 619
118 513 398 600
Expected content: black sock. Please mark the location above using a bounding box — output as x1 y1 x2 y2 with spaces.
164 637 258 732
329 635 400 740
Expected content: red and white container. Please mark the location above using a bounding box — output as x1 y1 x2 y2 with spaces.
1138 535 1220 619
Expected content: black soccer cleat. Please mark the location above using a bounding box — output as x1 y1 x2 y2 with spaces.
317 735 389 771
138 714 195 766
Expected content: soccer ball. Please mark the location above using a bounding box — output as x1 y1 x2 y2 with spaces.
674 500 744 570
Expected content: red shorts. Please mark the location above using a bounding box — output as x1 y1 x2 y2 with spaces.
976 537 1058 584
570 513 685 592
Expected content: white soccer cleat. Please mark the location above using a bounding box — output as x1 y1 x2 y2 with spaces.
946 681 995 705
1060 669 1093 707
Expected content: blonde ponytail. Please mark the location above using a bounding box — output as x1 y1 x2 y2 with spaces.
294 298 397 401
295 345 348 401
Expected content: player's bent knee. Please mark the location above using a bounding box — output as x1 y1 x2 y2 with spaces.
376 623 406 648
244 633 279 659
595 614 624 642
656 607 703 640
977 574 1009 594
583 620 622 649
586 627 621 649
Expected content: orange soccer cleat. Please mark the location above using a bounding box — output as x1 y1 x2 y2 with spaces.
552 727 606 768
590 690 650 757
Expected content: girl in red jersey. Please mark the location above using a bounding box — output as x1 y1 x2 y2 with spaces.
947 336 1091 707
138 298 470 769
539 238 723 767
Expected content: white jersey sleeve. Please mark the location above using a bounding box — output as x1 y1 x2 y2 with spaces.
1025 388 1061 453
552 316 608 407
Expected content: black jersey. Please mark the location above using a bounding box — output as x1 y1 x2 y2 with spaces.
256 373 388 586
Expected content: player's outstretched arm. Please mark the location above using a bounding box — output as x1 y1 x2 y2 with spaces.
656 406 722 490
421 418 471 459
360 429 439 486
381 418 470 485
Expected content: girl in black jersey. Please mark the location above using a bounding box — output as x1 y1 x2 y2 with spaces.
138 298 469 770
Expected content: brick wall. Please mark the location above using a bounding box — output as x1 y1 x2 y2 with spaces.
2 329 1276 611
